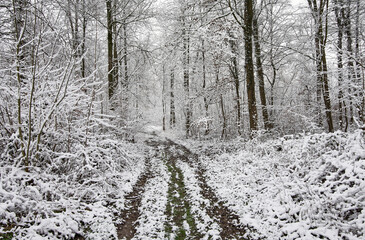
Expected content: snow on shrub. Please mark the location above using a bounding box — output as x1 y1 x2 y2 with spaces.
197 130 365 240
0 136 145 239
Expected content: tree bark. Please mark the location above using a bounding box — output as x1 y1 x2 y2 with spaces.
228 33 242 135
334 0 344 129
344 0 354 124
182 15 191 137
253 17 271 130
122 20 128 117
244 0 258 132
162 65 166 131
106 0 116 102
202 39 209 134
12 0 27 164
170 68 176 128
307 0 334 132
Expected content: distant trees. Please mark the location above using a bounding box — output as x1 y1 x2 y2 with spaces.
158 0 365 138
1 0 365 168
333 0 364 131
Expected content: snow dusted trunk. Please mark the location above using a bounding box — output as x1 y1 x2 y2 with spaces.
106 0 115 103
253 16 271 130
334 0 345 130
228 32 242 135
170 67 176 128
244 0 258 132
307 0 334 132
12 0 28 163
182 10 191 138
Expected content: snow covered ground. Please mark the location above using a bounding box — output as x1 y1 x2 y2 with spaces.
178 161 221 239
191 130 365 240
1 130 364 239
133 157 169 239
0 139 146 239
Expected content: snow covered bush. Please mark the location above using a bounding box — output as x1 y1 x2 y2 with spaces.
195 130 365 240
0 135 145 239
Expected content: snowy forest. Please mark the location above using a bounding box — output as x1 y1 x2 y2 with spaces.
1 0 365 239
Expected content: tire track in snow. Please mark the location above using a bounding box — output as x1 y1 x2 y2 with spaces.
120 136 260 239
163 146 201 239
116 157 153 239
132 157 169 239
178 160 221 239
165 139 259 239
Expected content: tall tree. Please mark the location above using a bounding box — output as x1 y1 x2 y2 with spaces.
307 0 334 132
106 0 117 103
253 15 271 130
343 0 354 124
180 1 192 137
170 67 176 128
334 0 347 130
244 0 258 131
12 0 29 163
227 31 242 135
355 0 364 124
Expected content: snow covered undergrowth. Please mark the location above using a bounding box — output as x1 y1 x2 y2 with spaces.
195 130 365 240
0 137 146 239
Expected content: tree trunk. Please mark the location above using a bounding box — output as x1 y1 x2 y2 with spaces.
113 0 119 91
220 94 227 139
170 68 176 128
244 0 258 132
355 0 364 124
228 33 242 135
202 39 209 134
334 0 344 129
308 0 334 132
321 44 334 132
81 0 86 78
344 0 354 124
106 0 116 102
12 0 27 162
122 20 128 117
253 17 270 130
162 65 166 131
315 26 323 126
182 18 191 137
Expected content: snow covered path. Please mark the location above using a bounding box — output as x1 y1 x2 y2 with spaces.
115 136 259 239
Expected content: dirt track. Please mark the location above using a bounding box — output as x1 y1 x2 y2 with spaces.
116 136 259 239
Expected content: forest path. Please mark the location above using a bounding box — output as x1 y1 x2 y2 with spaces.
117 135 256 239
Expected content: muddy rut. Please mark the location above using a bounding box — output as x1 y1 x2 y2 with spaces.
115 157 153 239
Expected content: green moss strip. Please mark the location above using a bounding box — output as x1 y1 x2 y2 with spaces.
0 232 13 240
163 152 200 239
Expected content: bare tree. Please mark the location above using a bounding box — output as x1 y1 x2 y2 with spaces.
245 0 258 131
307 0 334 132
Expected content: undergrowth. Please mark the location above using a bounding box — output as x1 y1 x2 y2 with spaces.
191 130 365 240
0 134 145 239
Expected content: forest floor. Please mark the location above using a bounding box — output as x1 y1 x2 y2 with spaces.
112 130 365 240
1 129 364 239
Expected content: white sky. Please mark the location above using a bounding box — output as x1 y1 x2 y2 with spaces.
290 0 307 7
